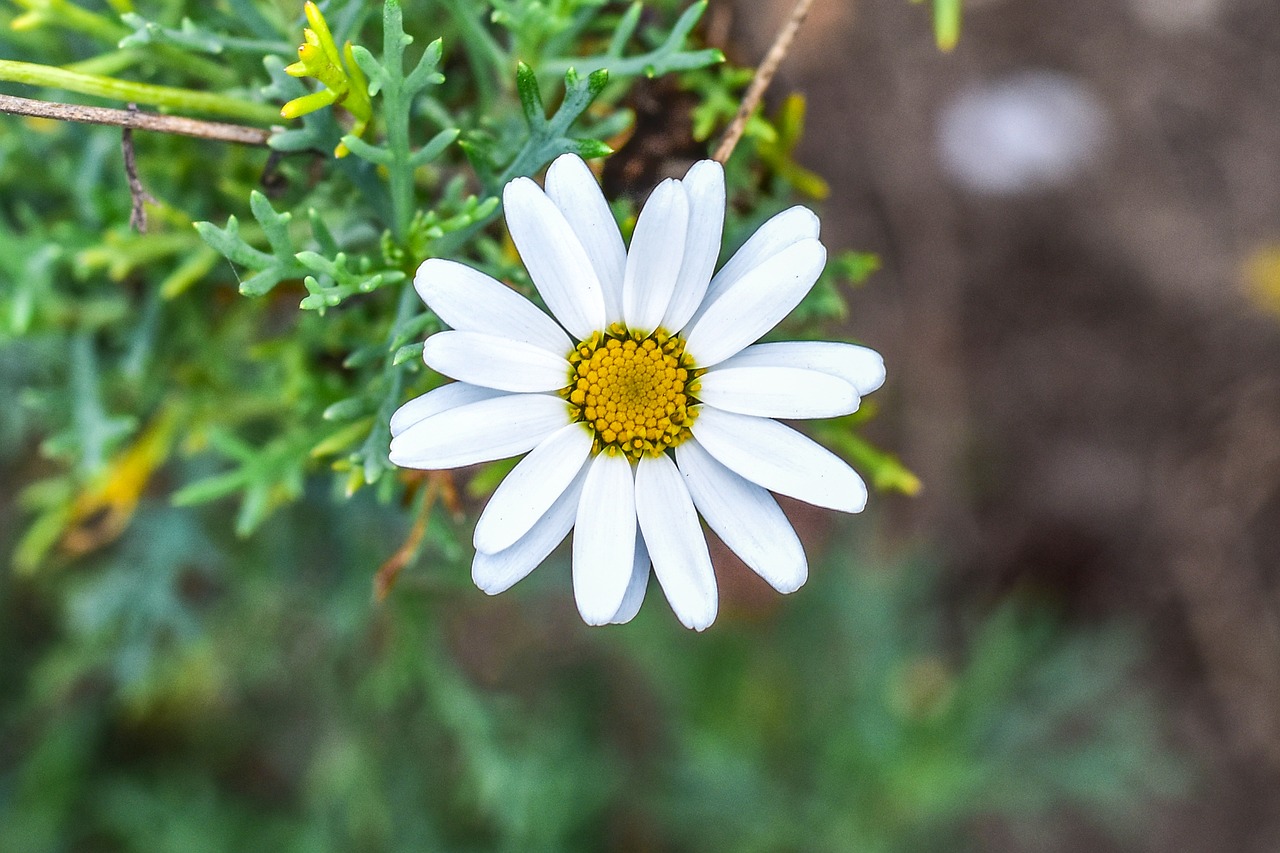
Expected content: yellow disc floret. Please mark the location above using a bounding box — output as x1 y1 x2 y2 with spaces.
563 324 700 460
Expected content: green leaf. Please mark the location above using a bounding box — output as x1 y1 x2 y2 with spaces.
409 127 461 167
540 0 723 79
486 66 613 192
392 342 423 365
515 62 547 129
323 396 371 422
196 192 309 297
118 12 291 55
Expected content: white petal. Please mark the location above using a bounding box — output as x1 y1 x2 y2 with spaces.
389 393 570 469
390 383 504 438
697 205 820 318
572 453 638 626
662 160 725 332
472 464 587 595
503 177 607 340
414 258 571 354
608 536 650 625
696 366 858 419
545 153 626 325
683 238 827 367
717 341 886 396
676 441 807 593
622 179 689 334
473 423 593 554
635 453 717 631
691 405 867 513
422 330 570 393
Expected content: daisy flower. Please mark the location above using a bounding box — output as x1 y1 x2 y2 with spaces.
389 154 884 631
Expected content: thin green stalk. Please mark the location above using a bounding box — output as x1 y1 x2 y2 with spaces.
362 280 420 483
384 93 414 244
13 0 128 44
206 34 295 55
14 0 236 84
68 51 239 92
0 60 280 123
62 50 146 78
438 0 507 107
380 0 416 243
155 48 241 89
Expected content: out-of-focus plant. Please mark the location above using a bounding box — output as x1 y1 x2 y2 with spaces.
912 0 963 51
635 546 1184 850
0 501 1182 850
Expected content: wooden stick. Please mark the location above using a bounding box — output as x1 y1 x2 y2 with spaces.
121 105 157 231
0 93 273 146
713 0 817 164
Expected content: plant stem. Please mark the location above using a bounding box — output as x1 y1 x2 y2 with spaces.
0 59 280 123
15 1 238 86
14 0 128 44
438 0 506 107
0 94 273 145
63 49 147 78
381 0 414 243
713 0 815 164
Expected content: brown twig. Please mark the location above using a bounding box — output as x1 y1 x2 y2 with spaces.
713 0 817 164
0 93 273 146
122 105 157 232
373 472 458 602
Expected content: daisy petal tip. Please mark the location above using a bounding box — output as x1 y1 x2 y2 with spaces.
866 359 887 396
685 158 725 186
548 150 588 173
576 590 631 626
841 488 869 515
576 601 616 627
504 174 539 193
607 599 644 626
665 581 716 627
774 567 808 595
681 606 717 632
808 237 829 267
471 528 501 555
412 258 444 303
471 576 504 597
501 175 541 210
386 445 418 470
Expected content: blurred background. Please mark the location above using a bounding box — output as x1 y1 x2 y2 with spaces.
738 0 1280 846
3 0 1279 849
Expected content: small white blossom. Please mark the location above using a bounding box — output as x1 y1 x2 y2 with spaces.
390 154 884 630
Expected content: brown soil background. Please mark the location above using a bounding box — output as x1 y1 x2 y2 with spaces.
722 0 1280 848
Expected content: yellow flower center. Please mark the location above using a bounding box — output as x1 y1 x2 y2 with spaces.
563 325 699 460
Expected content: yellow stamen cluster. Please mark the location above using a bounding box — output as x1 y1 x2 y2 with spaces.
564 326 699 459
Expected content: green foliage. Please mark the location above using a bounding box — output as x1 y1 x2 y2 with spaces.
195 191 312 297
632 548 1184 851
0 502 1182 851
118 12 292 57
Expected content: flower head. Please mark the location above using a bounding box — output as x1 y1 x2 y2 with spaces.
281 1 372 157
390 154 885 630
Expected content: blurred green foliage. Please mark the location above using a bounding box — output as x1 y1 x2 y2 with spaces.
1 0 1182 849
